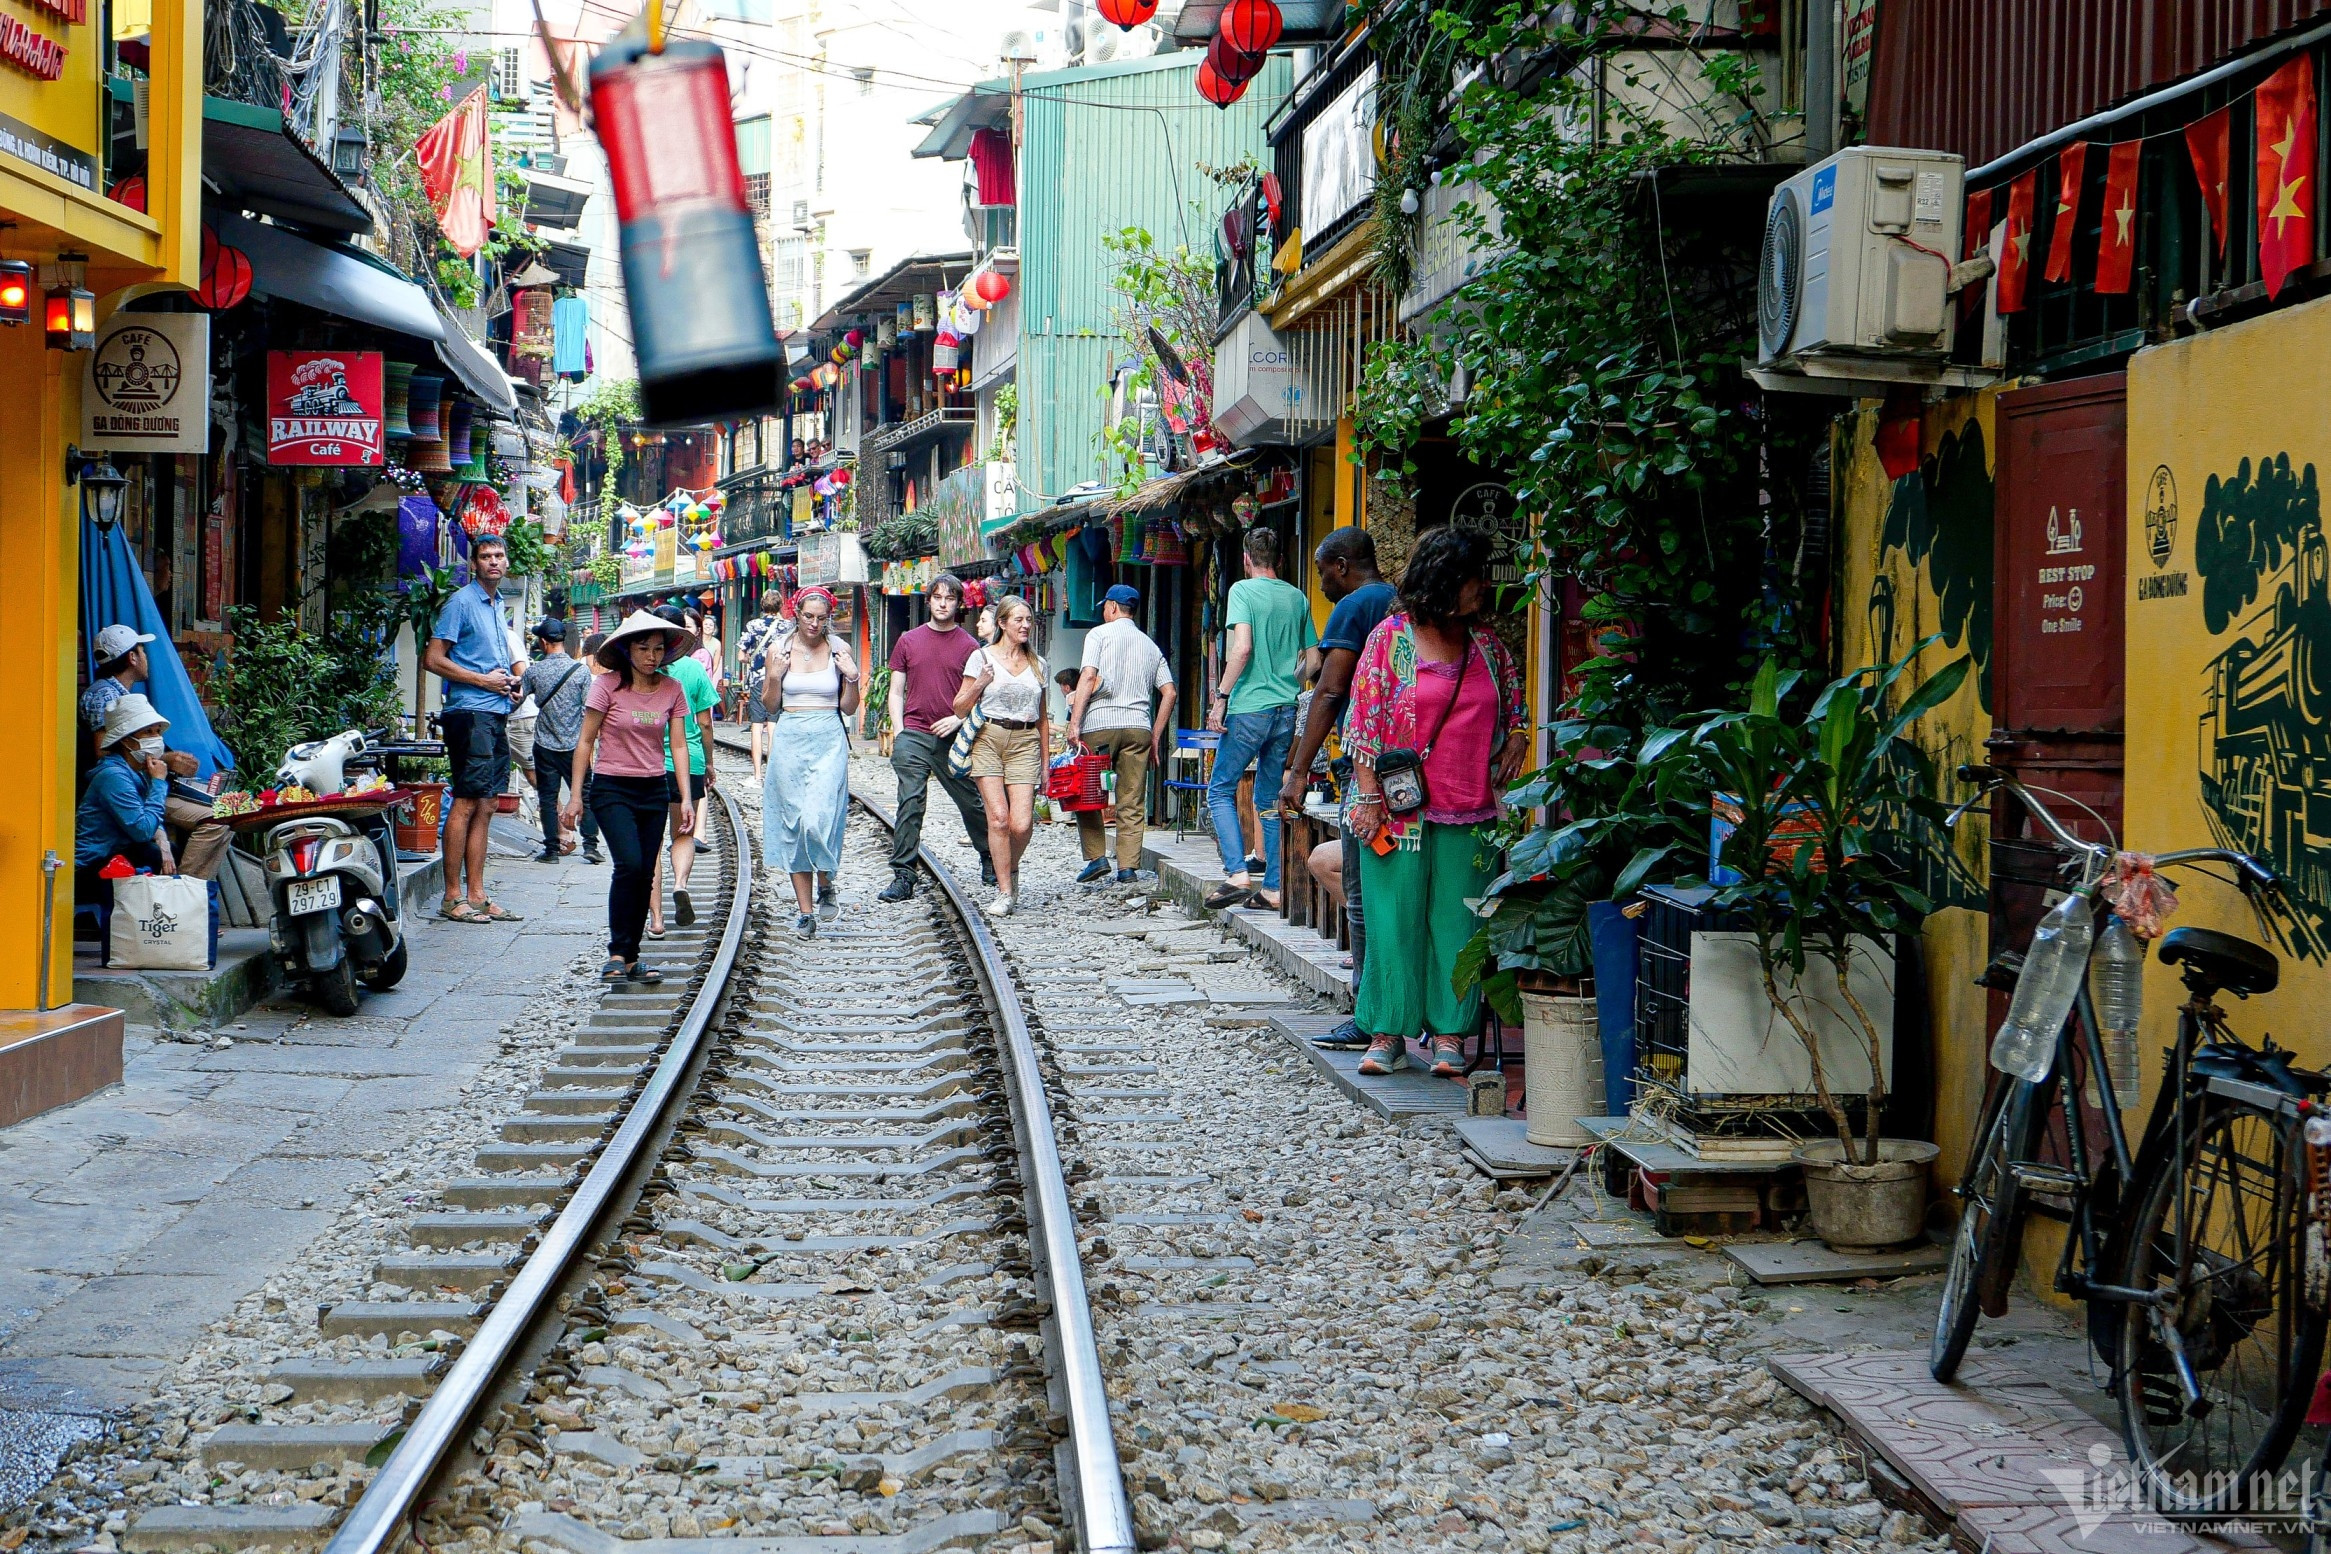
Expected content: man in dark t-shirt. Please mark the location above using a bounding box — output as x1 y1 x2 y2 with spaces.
880 573 996 901
1280 526 1397 1048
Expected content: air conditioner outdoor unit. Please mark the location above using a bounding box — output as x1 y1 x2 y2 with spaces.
1753 146 1995 396
791 199 812 230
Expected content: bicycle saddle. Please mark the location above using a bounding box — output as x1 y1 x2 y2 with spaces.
2157 926 2280 997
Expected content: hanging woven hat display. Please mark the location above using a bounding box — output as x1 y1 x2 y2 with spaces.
1118 511 1145 563
384 362 415 438
407 374 445 441
447 400 474 467
409 436 454 474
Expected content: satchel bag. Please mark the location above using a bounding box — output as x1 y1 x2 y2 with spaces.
946 702 989 779
1374 635 1471 819
105 874 219 971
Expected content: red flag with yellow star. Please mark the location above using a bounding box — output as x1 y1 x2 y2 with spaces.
2256 56 2315 299
1997 169 2037 313
2043 142 2088 283
2186 106 2230 254
417 87 497 259
2095 141 2141 294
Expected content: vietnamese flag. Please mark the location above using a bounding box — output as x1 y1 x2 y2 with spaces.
2095 141 2142 294
1964 188 1993 260
2186 106 2231 254
2256 56 2316 299
1998 169 2038 313
417 86 498 259
2043 142 2088 283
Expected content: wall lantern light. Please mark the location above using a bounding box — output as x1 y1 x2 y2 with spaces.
331 123 368 181
44 252 93 351
0 259 31 325
65 445 127 527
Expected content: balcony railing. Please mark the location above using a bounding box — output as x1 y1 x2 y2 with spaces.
859 405 975 462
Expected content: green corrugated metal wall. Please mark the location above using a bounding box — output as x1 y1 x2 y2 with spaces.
1014 52 1291 513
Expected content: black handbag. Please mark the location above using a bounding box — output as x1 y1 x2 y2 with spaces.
1374 636 1469 818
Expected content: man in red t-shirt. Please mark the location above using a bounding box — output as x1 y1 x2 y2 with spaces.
880 573 995 901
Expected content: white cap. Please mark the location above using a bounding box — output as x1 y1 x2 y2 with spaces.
94 624 155 661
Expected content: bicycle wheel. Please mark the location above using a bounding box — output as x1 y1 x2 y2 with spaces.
1932 1078 2045 1381
2112 1092 2326 1514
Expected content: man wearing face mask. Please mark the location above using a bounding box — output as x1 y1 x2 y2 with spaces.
79 623 232 880
76 694 180 913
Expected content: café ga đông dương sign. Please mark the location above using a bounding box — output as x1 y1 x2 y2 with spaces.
266 350 385 466
82 313 209 453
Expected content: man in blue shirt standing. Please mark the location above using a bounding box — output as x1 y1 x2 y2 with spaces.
1279 525 1396 1049
423 534 523 922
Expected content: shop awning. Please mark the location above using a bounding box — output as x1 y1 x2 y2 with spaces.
200 96 372 236
218 212 441 340
432 304 519 416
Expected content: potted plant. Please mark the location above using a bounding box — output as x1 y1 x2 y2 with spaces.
1457 718 1698 1143
1671 643 1968 1250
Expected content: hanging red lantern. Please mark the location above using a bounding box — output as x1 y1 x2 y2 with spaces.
1196 59 1246 106
1207 32 1265 84
1220 0 1283 53
108 174 146 212
196 244 253 310
978 270 1010 304
1095 0 1157 27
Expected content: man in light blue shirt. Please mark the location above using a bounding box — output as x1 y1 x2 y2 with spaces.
422 534 522 922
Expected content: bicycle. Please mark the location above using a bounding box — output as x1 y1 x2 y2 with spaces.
1930 764 2328 1518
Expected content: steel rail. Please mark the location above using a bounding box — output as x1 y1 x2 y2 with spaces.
851 787 1137 1554
325 786 753 1554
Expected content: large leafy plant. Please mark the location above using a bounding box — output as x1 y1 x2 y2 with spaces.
1668 644 1970 1163
211 607 406 777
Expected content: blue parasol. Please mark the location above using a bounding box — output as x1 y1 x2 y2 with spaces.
80 515 236 778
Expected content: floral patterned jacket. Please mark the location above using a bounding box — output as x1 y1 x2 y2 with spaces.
1343 611 1527 773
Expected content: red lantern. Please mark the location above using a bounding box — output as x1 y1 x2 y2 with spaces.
1207 32 1265 84
833 467 851 487
1220 0 1283 54
1096 0 1157 27
108 174 146 212
1196 59 1247 106
978 270 1010 304
196 244 253 310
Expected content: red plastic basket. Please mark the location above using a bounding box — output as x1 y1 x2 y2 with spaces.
1044 751 1111 811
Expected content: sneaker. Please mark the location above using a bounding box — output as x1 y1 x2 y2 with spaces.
1114 868 1154 886
672 889 695 928
534 851 559 864
582 847 604 865
1429 1035 1466 1077
1311 1019 1369 1050
817 887 842 921
877 870 917 903
984 893 1016 918
1075 859 1112 885
818 879 839 907
981 858 999 888
1357 1036 1409 1075
1243 854 1267 876
794 912 817 938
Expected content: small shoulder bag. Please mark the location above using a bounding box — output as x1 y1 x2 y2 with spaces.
1372 636 1469 819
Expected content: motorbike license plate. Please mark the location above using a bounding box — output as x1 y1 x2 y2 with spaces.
288 876 343 917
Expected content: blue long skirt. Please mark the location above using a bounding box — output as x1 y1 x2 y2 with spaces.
763 710 850 874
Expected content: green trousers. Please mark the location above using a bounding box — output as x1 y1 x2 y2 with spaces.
1353 819 1498 1040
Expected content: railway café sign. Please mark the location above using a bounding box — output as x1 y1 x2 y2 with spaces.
266 350 385 466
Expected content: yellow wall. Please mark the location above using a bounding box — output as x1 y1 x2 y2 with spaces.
2123 296 2331 1084
1834 391 2001 1185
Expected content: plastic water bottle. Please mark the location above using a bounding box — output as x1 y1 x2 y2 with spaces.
1990 892 2094 1081
2088 914 2145 1109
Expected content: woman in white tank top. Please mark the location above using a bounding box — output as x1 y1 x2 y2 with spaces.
760 588 859 936
952 593 1049 916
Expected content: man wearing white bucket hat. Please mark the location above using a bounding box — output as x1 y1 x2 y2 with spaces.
75 693 177 910
80 623 231 881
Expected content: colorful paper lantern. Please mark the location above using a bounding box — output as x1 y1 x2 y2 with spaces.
1196 58 1247 106
1220 0 1283 54
196 242 253 310
979 271 1010 304
1097 0 1156 25
1208 32 1266 83
832 467 851 487
845 328 864 346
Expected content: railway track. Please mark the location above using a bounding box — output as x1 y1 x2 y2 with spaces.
117 785 1131 1554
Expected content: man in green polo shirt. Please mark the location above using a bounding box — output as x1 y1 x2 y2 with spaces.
1204 526 1317 910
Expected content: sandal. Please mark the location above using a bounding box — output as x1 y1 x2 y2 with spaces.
1204 884 1253 910
646 923 666 939
477 901 524 922
624 961 664 984
441 901 485 923
598 957 627 983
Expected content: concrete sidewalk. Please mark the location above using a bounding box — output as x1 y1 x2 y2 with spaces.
0 841 609 1494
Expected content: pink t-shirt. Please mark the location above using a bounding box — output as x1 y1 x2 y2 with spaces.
1413 647 1499 824
587 672 687 777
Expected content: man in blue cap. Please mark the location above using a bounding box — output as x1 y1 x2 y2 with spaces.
1066 583 1176 885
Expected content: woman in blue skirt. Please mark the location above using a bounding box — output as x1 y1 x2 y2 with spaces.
760 586 859 936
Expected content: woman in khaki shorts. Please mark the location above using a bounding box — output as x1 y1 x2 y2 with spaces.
953 593 1049 916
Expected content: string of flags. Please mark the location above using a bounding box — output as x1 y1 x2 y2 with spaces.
1975 53 2316 309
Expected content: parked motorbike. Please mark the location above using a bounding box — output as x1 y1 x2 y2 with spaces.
253 728 413 1014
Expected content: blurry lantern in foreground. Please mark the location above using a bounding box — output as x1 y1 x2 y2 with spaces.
1220 0 1283 54
1207 33 1264 84
1096 0 1156 26
590 36 781 424
1196 58 1247 106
